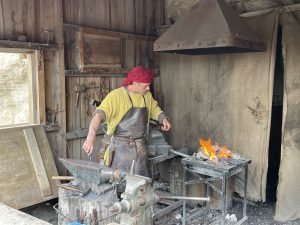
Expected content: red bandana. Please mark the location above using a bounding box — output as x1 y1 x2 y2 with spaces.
123 66 153 86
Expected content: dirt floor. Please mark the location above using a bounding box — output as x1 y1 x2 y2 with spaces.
20 198 300 225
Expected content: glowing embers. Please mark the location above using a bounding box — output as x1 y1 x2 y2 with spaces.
196 139 234 163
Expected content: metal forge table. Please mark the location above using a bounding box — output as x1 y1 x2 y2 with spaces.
181 157 251 225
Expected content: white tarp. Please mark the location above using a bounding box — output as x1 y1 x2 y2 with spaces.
275 12 300 222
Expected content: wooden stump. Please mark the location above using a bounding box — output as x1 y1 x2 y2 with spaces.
57 186 118 225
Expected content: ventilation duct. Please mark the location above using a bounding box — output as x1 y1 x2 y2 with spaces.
154 0 266 55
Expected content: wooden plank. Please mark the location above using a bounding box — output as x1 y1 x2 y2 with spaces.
154 0 164 26
65 77 75 158
37 50 46 124
111 0 135 33
0 203 51 225
23 128 52 197
23 0 35 41
71 76 81 160
41 0 67 175
65 126 106 140
135 0 145 34
80 76 92 160
80 33 122 69
82 0 110 29
52 176 75 181
65 68 160 76
1 1 19 39
64 24 157 41
0 40 57 50
0 0 4 39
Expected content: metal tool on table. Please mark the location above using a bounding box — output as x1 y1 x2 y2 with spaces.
147 126 190 164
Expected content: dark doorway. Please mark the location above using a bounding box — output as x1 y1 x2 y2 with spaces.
266 26 283 202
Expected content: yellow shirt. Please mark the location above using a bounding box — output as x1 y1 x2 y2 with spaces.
97 87 162 135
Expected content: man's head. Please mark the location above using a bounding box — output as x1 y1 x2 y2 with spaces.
132 82 151 95
123 66 153 95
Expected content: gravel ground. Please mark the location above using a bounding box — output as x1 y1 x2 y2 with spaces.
230 201 300 225
21 198 300 225
20 199 58 225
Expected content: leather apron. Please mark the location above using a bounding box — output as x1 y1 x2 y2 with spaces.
109 87 149 176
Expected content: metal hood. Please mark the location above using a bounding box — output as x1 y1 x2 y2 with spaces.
154 0 266 55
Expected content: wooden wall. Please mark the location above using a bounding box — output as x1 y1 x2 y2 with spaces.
0 0 66 174
0 0 162 173
63 0 160 161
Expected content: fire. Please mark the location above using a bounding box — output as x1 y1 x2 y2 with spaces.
199 139 233 161
218 146 233 159
199 139 216 161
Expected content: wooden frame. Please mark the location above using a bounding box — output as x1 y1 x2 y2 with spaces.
79 28 123 70
0 48 46 127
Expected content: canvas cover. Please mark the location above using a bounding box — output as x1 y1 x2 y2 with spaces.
274 12 300 222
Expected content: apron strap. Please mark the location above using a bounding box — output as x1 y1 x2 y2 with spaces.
124 86 147 107
124 87 134 107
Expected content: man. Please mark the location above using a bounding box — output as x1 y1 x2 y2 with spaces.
83 66 171 176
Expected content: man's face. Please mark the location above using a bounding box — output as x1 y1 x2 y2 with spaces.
134 82 150 95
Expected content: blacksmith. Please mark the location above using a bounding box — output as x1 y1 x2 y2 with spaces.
83 66 171 176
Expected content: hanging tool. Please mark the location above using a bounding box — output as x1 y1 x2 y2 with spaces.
73 84 86 107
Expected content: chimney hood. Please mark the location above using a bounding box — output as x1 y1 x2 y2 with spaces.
154 0 266 55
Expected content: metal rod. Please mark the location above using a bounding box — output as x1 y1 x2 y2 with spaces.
221 173 228 225
158 195 210 201
243 165 249 218
169 149 190 158
183 165 187 225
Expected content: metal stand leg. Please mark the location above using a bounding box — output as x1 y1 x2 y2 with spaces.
243 165 248 218
221 173 227 225
206 177 210 211
183 165 187 225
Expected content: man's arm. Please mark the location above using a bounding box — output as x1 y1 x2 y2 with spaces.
83 111 105 156
158 112 171 131
149 93 171 131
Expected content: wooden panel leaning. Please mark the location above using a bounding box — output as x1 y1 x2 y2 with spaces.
23 128 52 197
0 125 59 209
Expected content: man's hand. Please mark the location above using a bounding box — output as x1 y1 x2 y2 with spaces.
83 136 95 156
83 112 104 156
161 118 171 131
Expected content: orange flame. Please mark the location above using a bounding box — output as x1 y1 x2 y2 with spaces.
199 139 233 161
217 146 233 159
199 139 216 160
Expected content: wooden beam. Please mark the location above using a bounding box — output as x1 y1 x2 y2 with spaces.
52 176 75 181
241 3 300 17
65 68 160 77
64 23 157 41
0 40 57 51
65 125 106 140
23 128 52 197
37 50 46 124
